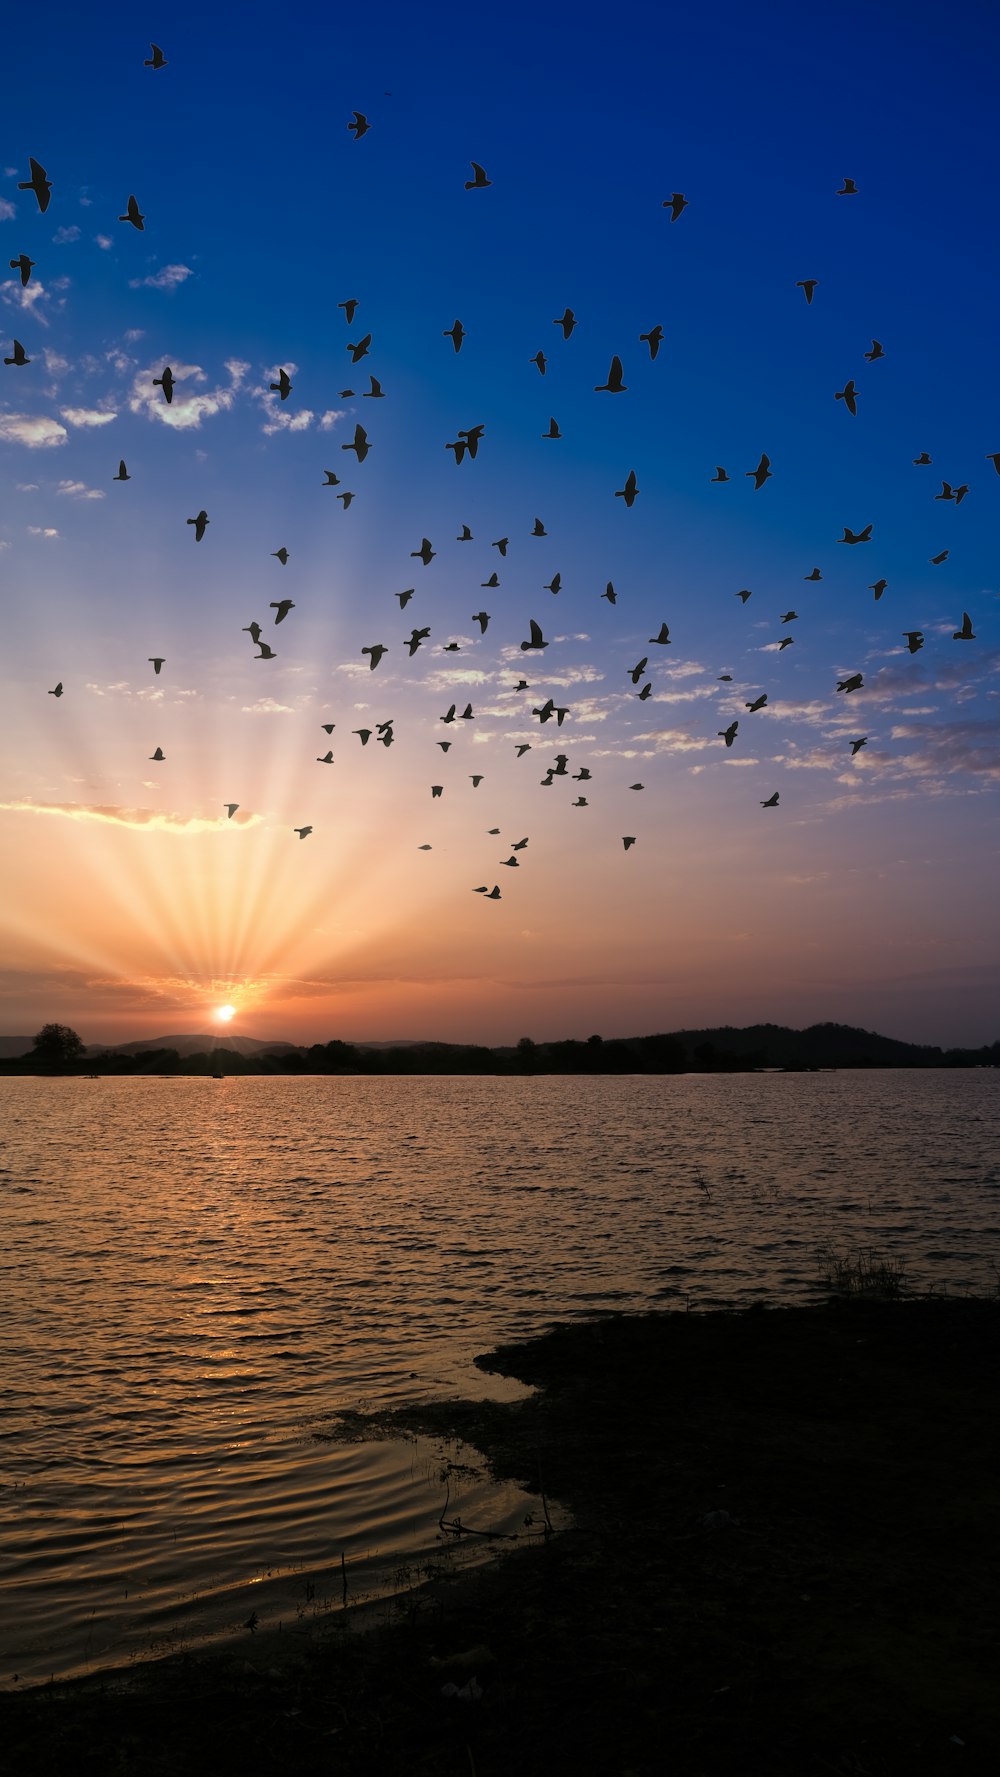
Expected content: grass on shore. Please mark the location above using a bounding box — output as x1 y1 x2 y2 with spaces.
2 1289 998 1776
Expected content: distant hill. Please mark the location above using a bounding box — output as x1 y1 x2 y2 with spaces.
0 1036 34 1059
85 1033 303 1058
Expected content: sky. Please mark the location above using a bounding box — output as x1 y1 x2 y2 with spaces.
1 0 998 1049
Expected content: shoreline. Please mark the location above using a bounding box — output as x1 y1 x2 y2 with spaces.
3 1295 998 1774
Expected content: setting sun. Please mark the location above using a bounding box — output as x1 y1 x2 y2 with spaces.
215 1005 237 1023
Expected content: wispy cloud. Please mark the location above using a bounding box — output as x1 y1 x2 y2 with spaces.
56 479 105 500
0 197 16 221
0 799 262 832
95 234 113 250
240 698 296 715
128 358 243 430
60 406 117 427
0 410 67 447
128 263 194 291
52 224 81 244
27 525 59 538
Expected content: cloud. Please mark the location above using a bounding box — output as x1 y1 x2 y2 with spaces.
0 276 51 320
27 525 59 537
43 348 69 376
262 405 315 435
128 358 243 430
60 406 117 427
318 409 348 430
0 197 16 221
53 225 81 244
240 698 296 715
128 263 194 291
888 716 1000 780
56 479 105 500
95 234 113 250
0 799 262 832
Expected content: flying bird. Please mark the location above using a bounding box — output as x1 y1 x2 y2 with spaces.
148 657 164 674
397 588 414 607
4 340 29 366
780 611 798 623
348 112 369 139
354 729 372 745
270 599 295 623
48 682 63 697
850 738 868 755
492 537 509 555
363 376 384 398
347 333 372 363
406 626 431 654
113 459 130 481
362 644 387 670
472 611 490 632
272 547 289 564
320 723 335 733
736 589 752 604
531 351 547 374
9 254 35 286
837 674 864 693
839 524 872 544
294 826 313 839
481 571 499 588
443 319 466 353
663 192 688 220
532 517 547 535
864 340 884 361
595 355 626 393
796 279 818 303
930 550 949 564
804 567 822 580
322 470 340 485
623 836 636 850
118 195 145 230
153 366 174 403
338 299 358 324
913 453 932 465
602 583 617 603
149 747 164 761
985 453 1000 476
412 537 435 565
553 308 576 339
255 642 276 659
270 369 293 400
317 751 334 764
760 793 779 808
465 161 491 189
777 637 794 650
719 721 738 747
649 623 671 644
521 619 548 651
711 466 729 482
457 524 473 540
544 572 561 594
224 803 239 817
640 325 663 359
187 510 209 540
343 423 370 461
144 43 167 68
746 453 772 489
243 622 262 644
835 379 858 415
615 469 638 506
745 694 768 712
870 580 888 600
836 177 858 195
629 657 648 685
18 158 51 212
953 612 976 640
542 416 562 438
903 631 924 654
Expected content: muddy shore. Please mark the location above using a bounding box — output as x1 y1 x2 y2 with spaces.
3 1296 998 1775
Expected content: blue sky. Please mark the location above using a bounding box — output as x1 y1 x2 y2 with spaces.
1 0 998 1047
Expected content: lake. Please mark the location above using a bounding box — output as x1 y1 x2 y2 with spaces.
1 1070 997 1686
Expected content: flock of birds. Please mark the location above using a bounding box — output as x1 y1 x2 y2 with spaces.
8 52 995 905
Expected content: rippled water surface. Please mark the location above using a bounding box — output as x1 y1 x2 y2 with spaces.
2 1070 998 1684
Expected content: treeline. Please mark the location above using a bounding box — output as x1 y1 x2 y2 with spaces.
3 1022 999 1075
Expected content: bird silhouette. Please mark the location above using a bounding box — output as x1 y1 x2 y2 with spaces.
4 340 30 366
48 681 63 697
458 424 485 456
149 747 165 761
602 583 617 603
492 537 509 555
354 729 372 745
412 538 435 565
629 657 648 685
839 524 872 544
747 453 772 489
544 572 562 594
780 611 798 623
255 642 276 659
347 334 372 363
320 723 335 734
615 469 638 506
835 379 858 415
746 694 768 712
148 657 164 674
649 623 671 644
224 803 239 818
271 599 295 623
930 550 949 564
144 43 167 69
864 340 884 361
472 611 490 632
348 112 369 139
406 626 431 654
317 751 334 764
711 467 729 482
736 589 752 604
432 785 443 798
531 351 547 374
153 366 174 403
640 325 663 359
796 279 818 303
322 470 340 486
804 567 822 581
595 355 626 393
986 453 1000 476
362 644 387 670
870 579 888 600
338 299 358 324
850 738 868 755
243 622 262 645
953 612 976 640
294 826 313 839
903 632 924 654
119 195 145 230
9 254 35 286
481 571 499 588
18 158 51 212
444 319 466 352
777 637 794 651
913 452 932 465
532 517 547 536
837 674 864 693
836 177 858 195
521 619 548 651
465 162 492 189
270 369 293 400
553 308 576 339
397 588 414 607
623 836 636 850
543 417 562 439
187 510 209 540
719 721 739 747
953 484 969 505
457 525 473 541
363 376 385 398
343 423 370 461
113 459 130 481
663 192 688 220
272 547 289 564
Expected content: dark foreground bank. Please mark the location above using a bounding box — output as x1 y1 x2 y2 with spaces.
3 1296 998 1775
